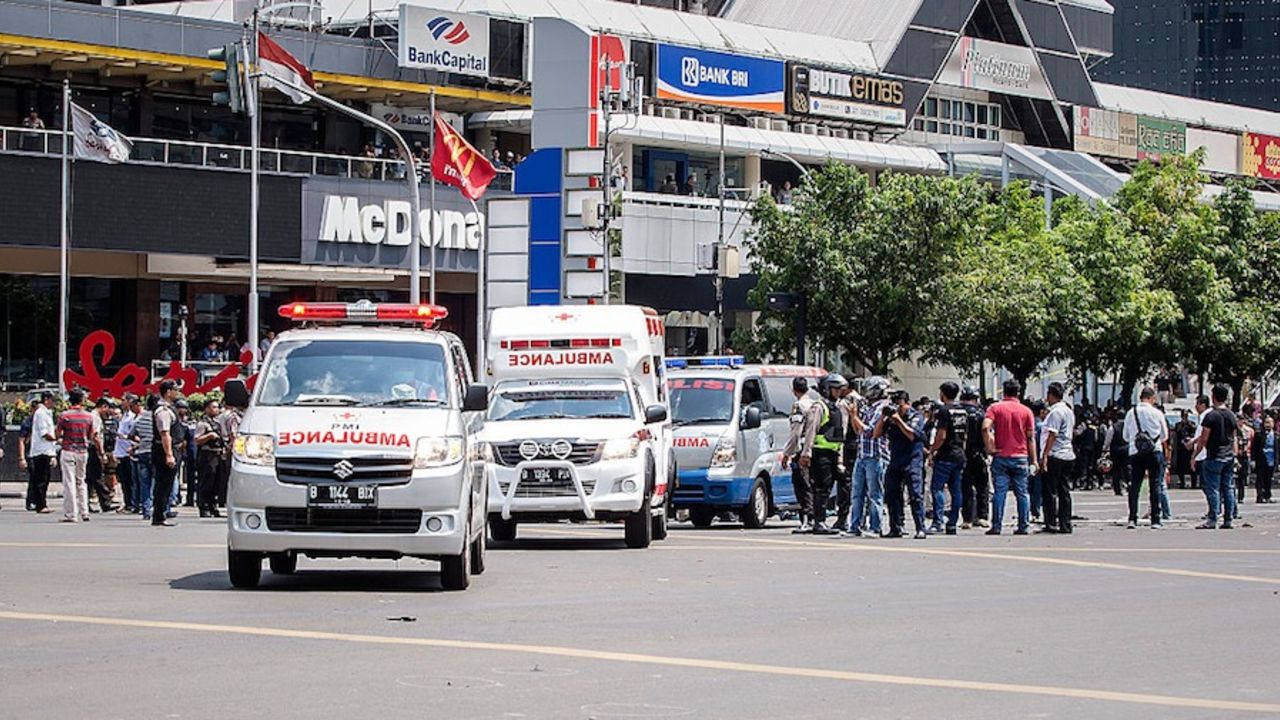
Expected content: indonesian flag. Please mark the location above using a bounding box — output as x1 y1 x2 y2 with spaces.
432 113 498 201
257 31 314 104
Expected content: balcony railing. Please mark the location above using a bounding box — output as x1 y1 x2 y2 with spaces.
0 125 515 190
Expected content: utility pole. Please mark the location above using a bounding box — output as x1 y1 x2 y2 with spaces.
600 50 612 305
715 114 726 354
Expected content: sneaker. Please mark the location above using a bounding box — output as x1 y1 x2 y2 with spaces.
945 526 957 535
929 525 944 535
37 507 52 514
1036 527 1059 534
1195 522 1216 530
984 528 1001 536
811 523 837 535
841 530 863 538
1126 521 1137 529
792 521 812 535
1013 528 1029 536
914 530 927 540
883 530 904 539
960 521 973 530
80 514 91 522
1150 523 1163 530
165 510 178 519
151 520 177 527
59 517 76 523
1220 523 1233 530
975 519 991 528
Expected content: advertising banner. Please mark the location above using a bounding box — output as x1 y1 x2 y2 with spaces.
937 37 1053 100
1072 106 1137 159
788 64 907 127
1136 116 1187 162
398 5 490 77
655 43 785 113
1187 127 1239 175
1243 132 1280 180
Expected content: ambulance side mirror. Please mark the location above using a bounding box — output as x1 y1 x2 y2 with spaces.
741 406 762 431
463 384 489 412
644 404 668 424
224 379 250 409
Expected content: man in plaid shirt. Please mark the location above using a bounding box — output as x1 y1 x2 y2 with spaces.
847 377 890 536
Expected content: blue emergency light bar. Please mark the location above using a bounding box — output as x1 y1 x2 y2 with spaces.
665 355 745 370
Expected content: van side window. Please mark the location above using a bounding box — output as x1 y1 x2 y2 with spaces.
448 343 470 401
741 378 764 409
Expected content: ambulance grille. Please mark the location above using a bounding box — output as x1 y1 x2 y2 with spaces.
264 507 423 533
274 456 414 485
492 442 602 467
509 479 598 497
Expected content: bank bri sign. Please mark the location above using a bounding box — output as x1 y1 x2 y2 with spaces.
655 44 785 114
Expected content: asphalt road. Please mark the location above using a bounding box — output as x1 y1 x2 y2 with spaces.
1 486 1278 720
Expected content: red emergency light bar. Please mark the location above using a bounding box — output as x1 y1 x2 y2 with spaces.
500 338 622 350
279 301 448 325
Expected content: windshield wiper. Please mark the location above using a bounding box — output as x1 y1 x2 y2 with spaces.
673 416 729 427
364 398 446 407
591 413 634 419
293 395 361 406
509 413 569 421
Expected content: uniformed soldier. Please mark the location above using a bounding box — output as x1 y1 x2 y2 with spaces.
781 376 816 533
195 399 228 518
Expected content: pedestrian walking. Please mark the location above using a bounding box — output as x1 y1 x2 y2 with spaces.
149 381 181 527
927 382 966 535
27 391 57 514
848 377 890 537
1123 387 1170 529
878 390 928 539
114 395 137 513
55 389 97 522
16 412 33 511
130 395 156 518
1039 382 1075 534
781 377 816 532
85 398 117 512
1252 414 1277 504
801 374 849 535
194 400 229 517
982 379 1036 535
959 386 990 529
1194 385 1239 530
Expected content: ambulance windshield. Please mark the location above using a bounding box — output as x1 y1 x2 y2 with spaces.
489 379 635 422
257 339 451 407
669 377 736 426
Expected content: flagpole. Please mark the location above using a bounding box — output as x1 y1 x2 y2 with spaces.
248 10 261 373
58 78 70 394
428 89 437 305
470 198 484 370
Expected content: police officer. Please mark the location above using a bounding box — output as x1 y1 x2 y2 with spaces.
959 385 991 529
834 374 859 533
802 374 849 535
876 389 928 539
781 377 816 533
195 399 227 518
149 380 181 527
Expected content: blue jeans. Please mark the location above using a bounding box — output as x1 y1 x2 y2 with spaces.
1202 458 1237 525
132 454 154 517
850 456 884 534
991 457 1030 532
930 459 964 530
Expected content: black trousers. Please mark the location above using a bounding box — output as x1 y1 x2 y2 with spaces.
1110 454 1129 496
1128 452 1163 524
116 457 134 509
809 450 840 526
833 454 853 527
1235 456 1250 502
215 454 230 506
85 450 114 508
962 456 990 523
151 458 177 524
1043 457 1074 532
180 455 196 505
27 455 52 511
884 461 925 534
1257 461 1274 503
197 452 225 511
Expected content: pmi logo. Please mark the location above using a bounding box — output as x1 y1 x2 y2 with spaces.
427 15 471 45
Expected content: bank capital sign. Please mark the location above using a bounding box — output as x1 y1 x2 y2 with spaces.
398 5 490 78
655 44 785 113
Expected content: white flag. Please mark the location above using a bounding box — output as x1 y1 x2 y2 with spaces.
70 103 132 163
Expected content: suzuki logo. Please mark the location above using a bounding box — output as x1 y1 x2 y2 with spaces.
681 56 700 87
427 15 471 45
332 459 355 480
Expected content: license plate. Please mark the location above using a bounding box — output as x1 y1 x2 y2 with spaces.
520 467 572 484
307 484 377 508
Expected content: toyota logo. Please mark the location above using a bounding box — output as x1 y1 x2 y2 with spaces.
332 459 355 480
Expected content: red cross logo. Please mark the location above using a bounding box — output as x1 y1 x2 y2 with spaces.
552 312 575 322
335 411 357 421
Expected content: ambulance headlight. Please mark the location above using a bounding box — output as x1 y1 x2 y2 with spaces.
601 436 641 461
415 436 465 468
469 441 494 463
710 437 736 468
233 434 275 466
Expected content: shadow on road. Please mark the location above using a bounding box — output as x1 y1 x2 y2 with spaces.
169 569 449 593
490 537 629 551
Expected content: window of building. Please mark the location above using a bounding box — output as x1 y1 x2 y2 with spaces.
912 97 1002 140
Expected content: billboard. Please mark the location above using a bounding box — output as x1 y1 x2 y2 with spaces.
936 37 1053 100
1187 127 1239 175
655 44 785 113
1136 116 1187 162
1072 106 1137 159
398 6 490 77
1243 132 1280 180
788 64 907 127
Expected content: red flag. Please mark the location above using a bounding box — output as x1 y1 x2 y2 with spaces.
258 31 315 104
432 113 497 201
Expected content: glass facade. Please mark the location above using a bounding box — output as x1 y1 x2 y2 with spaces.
913 97 1004 140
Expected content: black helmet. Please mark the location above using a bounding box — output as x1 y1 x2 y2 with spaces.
862 376 889 402
792 376 809 393
960 384 980 401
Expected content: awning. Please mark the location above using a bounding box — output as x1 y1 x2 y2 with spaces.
611 114 947 174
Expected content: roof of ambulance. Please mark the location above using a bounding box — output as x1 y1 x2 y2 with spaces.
274 325 453 342
488 305 653 337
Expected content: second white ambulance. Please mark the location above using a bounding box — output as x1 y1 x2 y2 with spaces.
482 305 673 548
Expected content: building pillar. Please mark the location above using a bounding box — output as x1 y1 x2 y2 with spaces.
129 280 161 368
474 128 494 154
744 153 761 193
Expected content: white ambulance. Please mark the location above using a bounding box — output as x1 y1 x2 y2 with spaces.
482 305 673 548
222 301 491 592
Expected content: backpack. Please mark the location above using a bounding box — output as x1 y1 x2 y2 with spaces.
1132 410 1157 456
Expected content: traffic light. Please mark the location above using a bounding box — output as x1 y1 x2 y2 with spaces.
208 42 245 115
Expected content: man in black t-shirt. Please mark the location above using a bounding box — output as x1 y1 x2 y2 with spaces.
1193 384 1239 530
959 386 990 528
927 382 967 535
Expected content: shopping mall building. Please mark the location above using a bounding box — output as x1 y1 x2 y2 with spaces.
2 0 1279 386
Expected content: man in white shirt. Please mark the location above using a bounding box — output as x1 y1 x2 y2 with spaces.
1187 394 1210 517
113 395 137 513
1039 382 1076 534
1123 387 1170 529
27 392 58 514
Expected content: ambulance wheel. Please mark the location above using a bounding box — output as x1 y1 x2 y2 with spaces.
268 551 297 575
625 470 654 550
469 529 487 576
440 525 472 592
227 548 262 589
689 507 715 528
489 514 517 543
652 494 670 541
741 479 769 529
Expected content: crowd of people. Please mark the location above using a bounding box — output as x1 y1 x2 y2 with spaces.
9 385 241 525
782 374 1273 538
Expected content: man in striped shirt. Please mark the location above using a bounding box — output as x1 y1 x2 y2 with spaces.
130 395 156 519
56 389 98 523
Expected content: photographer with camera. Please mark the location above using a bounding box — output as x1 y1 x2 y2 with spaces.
875 389 928 539
847 376 890 537
801 374 849 535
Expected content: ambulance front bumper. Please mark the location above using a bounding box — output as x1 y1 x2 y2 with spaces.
486 456 646 519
